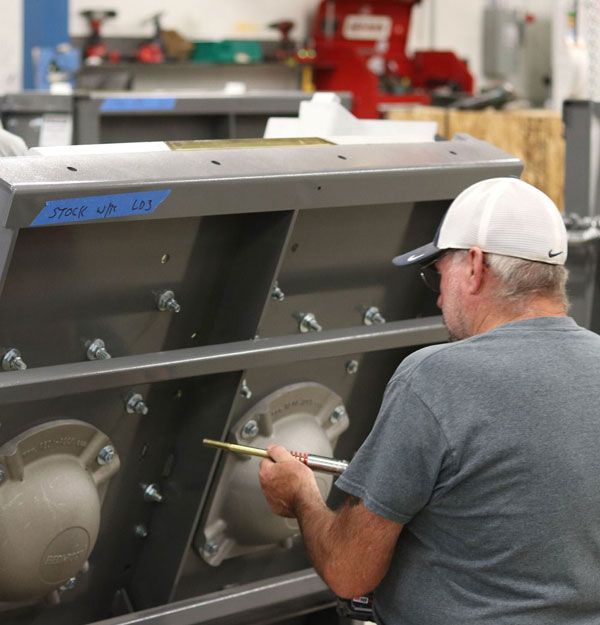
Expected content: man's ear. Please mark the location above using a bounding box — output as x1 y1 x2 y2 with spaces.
466 247 486 295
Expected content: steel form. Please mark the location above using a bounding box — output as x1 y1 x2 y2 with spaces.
73 91 352 144
0 137 521 625
0 92 351 147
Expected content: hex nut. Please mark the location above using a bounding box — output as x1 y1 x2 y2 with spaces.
298 312 322 333
204 542 219 556
60 577 77 592
240 419 259 440
142 483 163 503
156 290 181 313
86 339 111 361
96 445 116 466
346 360 359 375
2 348 27 371
271 283 285 301
240 380 252 399
134 524 148 539
363 306 386 326
126 393 149 415
330 405 347 424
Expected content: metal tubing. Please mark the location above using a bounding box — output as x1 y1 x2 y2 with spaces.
303 454 349 475
203 439 350 475
92 570 333 625
0 316 447 405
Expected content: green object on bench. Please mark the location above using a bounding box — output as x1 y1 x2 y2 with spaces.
192 40 263 64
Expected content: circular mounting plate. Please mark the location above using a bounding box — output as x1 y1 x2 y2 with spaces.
0 420 119 601
199 382 349 566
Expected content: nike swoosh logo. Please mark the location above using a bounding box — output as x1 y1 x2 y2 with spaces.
548 250 563 258
407 253 425 262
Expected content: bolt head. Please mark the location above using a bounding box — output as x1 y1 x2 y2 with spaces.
330 405 346 424
157 290 180 313
134 524 149 539
299 312 322 333
346 360 359 375
60 577 77 591
87 338 110 360
364 306 385 326
97 445 115 465
0 465 6 484
241 419 259 440
2 348 25 371
142 483 163 503
271 284 285 301
204 541 219 556
240 380 252 399
126 393 148 415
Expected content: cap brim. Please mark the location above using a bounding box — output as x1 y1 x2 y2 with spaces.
392 242 442 266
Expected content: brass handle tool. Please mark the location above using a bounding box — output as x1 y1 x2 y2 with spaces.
202 438 349 475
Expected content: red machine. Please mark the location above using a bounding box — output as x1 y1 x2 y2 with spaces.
311 0 474 118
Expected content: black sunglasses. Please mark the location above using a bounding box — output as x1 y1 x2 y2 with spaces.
419 250 454 293
419 259 442 293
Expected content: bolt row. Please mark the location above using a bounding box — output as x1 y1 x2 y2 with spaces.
296 306 386 334
0 289 182 372
271 284 386 332
239 404 347 445
1 289 380 370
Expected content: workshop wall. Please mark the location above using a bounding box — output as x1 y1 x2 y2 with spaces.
0 1 23 93
68 0 554 92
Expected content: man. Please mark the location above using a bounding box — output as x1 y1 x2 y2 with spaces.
259 177 600 624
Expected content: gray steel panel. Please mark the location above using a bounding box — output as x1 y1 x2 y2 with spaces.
0 138 522 625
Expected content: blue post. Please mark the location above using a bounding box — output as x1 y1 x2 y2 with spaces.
23 0 69 89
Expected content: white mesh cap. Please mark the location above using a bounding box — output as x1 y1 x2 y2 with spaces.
393 178 568 266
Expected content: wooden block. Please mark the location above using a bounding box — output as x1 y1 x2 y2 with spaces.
447 109 565 210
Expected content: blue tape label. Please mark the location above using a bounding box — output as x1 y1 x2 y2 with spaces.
100 98 176 112
31 189 172 227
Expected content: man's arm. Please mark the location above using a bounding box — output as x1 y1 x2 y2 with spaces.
259 445 403 598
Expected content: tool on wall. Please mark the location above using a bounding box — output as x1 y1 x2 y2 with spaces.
81 10 120 64
137 13 166 64
269 20 297 62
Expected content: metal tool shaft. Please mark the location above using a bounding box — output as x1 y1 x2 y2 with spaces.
203 439 348 475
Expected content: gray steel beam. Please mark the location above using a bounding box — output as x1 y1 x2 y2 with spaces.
0 317 447 404
81 91 353 115
0 93 72 115
0 137 521 229
95 570 333 625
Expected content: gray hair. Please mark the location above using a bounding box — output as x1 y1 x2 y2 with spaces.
450 250 570 309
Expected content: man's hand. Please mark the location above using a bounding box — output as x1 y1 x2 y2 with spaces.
259 444 403 597
259 444 321 518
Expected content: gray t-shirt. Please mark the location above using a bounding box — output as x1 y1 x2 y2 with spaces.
336 316 600 625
